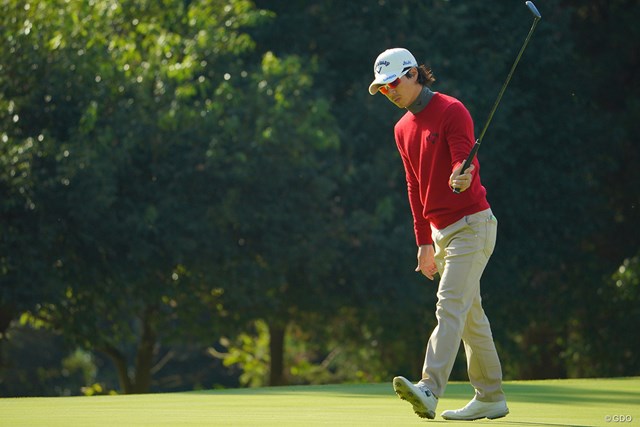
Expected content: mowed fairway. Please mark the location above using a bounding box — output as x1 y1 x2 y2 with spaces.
1 378 638 427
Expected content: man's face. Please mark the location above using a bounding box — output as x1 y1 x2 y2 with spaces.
379 68 421 108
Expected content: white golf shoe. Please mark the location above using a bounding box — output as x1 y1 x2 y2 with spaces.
441 398 509 420
392 376 438 419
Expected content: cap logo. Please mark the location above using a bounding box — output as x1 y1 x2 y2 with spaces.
375 60 390 74
403 60 413 66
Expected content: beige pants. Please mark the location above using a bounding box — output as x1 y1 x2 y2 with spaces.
419 208 505 402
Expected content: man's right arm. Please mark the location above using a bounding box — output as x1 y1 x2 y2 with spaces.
415 244 437 280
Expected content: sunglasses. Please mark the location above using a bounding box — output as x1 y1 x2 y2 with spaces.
379 78 402 95
378 67 413 95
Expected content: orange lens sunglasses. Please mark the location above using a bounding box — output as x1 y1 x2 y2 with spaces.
379 77 402 95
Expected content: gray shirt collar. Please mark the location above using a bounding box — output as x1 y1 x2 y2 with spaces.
406 86 435 115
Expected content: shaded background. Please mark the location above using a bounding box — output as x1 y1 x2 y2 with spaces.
1 0 638 396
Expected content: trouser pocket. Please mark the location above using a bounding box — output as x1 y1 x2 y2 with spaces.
483 214 497 257
464 210 497 257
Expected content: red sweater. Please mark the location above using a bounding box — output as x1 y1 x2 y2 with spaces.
394 92 490 246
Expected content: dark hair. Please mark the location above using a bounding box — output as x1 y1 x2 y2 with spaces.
415 64 436 87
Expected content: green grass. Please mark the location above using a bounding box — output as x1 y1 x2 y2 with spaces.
1 378 638 426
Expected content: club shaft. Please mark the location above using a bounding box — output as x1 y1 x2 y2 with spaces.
453 5 541 193
476 16 540 148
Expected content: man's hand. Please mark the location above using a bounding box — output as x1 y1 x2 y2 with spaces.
449 163 475 192
415 244 438 280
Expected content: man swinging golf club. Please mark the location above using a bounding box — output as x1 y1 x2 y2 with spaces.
368 47 509 421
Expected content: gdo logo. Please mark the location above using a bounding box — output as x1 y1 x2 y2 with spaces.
604 415 633 423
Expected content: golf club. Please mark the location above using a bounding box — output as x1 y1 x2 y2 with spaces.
453 1 541 193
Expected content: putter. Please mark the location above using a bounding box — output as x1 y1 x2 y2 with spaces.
453 1 541 193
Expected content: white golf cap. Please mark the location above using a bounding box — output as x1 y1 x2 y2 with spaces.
368 48 418 95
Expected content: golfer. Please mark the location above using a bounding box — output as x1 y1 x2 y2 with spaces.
368 48 509 421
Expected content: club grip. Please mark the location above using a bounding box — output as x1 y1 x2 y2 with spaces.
452 141 480 194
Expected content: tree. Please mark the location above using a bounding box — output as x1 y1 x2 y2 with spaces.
2 0 638 395
1 0 285 393
205 50 342 386
251 0 640 379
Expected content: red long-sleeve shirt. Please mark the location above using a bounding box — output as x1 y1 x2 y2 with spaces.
394 92 490 246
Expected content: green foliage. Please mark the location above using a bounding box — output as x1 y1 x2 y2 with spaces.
584 255 640 376
1 0 638 395
0 325 93 396
1 0 340 393
215 315 391 387
251 0 640 381
612 257 640 301
216 320 271 388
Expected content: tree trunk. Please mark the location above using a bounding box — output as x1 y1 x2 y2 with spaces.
268 322 286 386
101 306 157 394
102 345 133 393
0 305 13 339
0 305 14 370
132 307 157 393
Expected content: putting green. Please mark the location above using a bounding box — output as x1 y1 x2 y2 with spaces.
1 378 638 426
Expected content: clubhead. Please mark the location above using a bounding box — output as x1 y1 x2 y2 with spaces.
525 1 542 19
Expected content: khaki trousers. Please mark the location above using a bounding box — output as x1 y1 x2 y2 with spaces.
418 208 505 402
